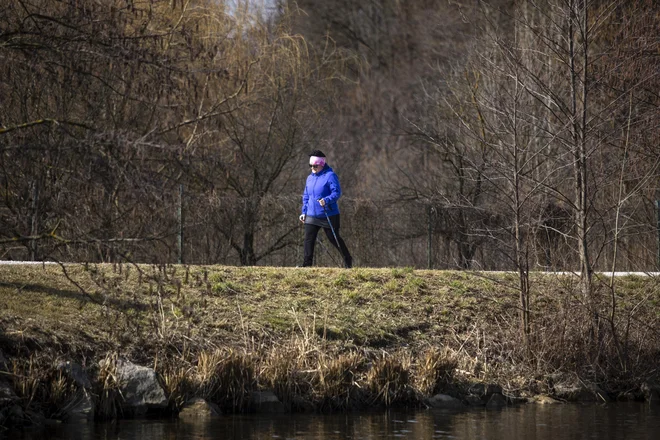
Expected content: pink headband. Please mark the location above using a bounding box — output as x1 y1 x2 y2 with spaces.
309 156 326 167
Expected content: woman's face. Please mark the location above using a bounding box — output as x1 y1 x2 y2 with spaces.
309 156 325 173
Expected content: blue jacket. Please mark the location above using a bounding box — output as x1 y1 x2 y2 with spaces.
302 165 341 218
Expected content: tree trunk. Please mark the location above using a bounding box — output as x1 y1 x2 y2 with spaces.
240 231 257 266
569 0 592 299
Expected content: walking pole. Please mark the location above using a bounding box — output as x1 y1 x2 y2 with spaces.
316 235 341 267
321 202 340 250
321 201 346 269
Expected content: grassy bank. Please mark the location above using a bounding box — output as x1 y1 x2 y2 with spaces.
1 263 659 417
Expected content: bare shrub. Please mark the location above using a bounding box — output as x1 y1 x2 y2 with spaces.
365 352 413 406
210 349 255 412
415 347 458 397
96 353 121 420
314 352 364 410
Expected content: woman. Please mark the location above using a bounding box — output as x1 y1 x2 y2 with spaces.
299 150 353 268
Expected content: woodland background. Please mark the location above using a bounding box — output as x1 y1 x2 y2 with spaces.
1 0 659 275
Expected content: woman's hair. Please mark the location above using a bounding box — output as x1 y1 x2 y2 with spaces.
309 150 326 158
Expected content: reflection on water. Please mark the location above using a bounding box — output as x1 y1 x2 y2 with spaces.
10 403 660 440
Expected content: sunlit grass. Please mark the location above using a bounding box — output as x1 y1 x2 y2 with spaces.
1 264 660 417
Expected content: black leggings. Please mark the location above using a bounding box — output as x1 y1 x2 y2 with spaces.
303 215 352 267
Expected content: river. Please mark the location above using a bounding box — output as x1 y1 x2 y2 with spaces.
7 403 660 439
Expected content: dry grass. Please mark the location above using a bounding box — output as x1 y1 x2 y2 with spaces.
8 354 81 420
314 351 364 410
96 353 121 420
211 350 255 412
415 347 459 396
1 264 660 415
366 352 413 406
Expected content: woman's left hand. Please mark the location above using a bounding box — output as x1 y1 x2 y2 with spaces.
318 198 326 207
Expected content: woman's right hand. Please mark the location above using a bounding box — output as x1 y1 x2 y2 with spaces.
299 214 306 223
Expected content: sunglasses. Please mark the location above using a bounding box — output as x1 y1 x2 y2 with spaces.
309 164 321 168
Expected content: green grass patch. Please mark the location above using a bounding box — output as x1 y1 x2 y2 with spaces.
2 263 660 403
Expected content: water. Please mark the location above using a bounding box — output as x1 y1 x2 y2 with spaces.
8 403 660 440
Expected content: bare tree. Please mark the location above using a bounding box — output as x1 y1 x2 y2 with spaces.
0 0 189 261
0 1 349 265
177 6 351 265
2 0 658 271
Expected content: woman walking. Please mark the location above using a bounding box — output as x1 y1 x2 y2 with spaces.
299 150 353 268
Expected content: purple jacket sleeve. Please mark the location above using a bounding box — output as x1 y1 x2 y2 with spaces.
323 172 341 206
302 178 309 215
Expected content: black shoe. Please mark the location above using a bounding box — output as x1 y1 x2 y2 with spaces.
344 256 353 269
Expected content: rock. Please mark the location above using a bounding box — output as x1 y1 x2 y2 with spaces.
0 350 8 371
25 409 46 427
115 359 168 416
464 382 504 406
426 394 464 409
617 391 639 402
532 395 561 404
52 361 95 422
63 389 95 423
0 379 18 405
57 361 92 389
465 394 485 406
250 391 285 413
508 395 529 405
554 383 593 401
7 404 24 425
292 395 316 413
178 398 222 419
469 383 502 397
486 393 507 408
553 381 609 402
641 381 660 404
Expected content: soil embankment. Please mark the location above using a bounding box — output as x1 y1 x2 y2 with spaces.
1 264 659 425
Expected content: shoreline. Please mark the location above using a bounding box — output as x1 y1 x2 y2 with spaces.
1 263 659 427
0 349 653 428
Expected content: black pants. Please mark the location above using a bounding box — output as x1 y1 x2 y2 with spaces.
303 214 352 267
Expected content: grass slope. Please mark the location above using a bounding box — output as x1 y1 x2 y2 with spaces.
0 264 518 358
1 263 659 412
